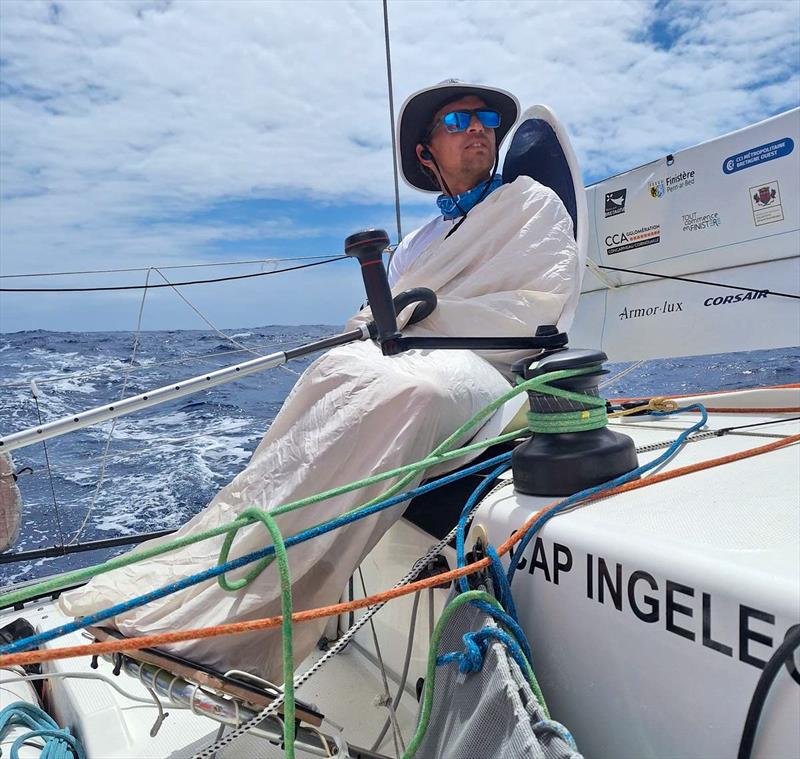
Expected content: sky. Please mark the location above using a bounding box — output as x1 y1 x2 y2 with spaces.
1 0 798 333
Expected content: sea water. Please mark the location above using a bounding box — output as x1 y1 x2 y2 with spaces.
0 329 797 585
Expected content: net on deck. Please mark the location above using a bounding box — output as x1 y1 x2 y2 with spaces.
413 587 582 759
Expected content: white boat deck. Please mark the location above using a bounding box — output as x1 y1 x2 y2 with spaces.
1 396 798 758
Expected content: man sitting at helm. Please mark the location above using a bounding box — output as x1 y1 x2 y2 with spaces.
389 79 520 285
61 80 581 682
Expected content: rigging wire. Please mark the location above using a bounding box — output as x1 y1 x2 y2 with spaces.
145 266 301 378
30 381 67 553
358 566 406 756
0 255 337 279
68 269 153 546
382 0 403 245
151 268 265 359
0 256 346 292
598 263 800 300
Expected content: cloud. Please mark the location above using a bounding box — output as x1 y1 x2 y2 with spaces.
0 0 798 330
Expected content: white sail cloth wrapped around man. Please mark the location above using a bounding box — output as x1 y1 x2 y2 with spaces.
60 176 580 681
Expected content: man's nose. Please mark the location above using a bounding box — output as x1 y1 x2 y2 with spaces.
466 113 485 132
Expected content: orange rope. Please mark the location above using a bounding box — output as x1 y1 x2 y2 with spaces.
2 433 798 669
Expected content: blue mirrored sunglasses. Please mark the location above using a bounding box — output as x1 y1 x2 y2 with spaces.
430 109 501 136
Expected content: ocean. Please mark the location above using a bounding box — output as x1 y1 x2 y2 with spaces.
0 328 797 586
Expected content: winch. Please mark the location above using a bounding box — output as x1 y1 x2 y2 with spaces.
510 344 639 496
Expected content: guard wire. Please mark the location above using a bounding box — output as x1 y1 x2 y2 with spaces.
598 263 800 301
0 257 346 292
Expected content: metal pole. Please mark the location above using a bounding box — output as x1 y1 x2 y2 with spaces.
0 326 370 453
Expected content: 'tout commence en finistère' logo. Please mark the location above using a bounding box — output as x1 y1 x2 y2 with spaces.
682 210 721 232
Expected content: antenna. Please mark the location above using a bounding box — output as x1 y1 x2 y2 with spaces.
382 0 403 244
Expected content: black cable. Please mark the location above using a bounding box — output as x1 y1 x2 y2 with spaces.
737 623 800 759
716 416 800 435
0 255 337 279
598 264 800 301
0 256 346 293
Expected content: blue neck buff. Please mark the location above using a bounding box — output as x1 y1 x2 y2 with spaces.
437 174 503 220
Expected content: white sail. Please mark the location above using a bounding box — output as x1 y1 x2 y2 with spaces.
571 108 800 362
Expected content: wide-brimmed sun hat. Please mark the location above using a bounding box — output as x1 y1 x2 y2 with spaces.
398 79 520 193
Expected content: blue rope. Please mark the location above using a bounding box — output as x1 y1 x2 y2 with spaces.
448 461 533 665
0 702 85 759
507 404 709 583
532 719 579 751
2 451 513 655
437 626 531 679
455 462 510 595
485 544 518 622
469 598 533 666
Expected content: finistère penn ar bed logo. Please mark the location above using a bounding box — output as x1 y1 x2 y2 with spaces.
649 170 696 198
605 189 627 217
649 180 665 199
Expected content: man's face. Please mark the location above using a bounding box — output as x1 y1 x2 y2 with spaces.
417 95 497 195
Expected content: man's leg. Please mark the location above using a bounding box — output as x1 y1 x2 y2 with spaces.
60 340 510 680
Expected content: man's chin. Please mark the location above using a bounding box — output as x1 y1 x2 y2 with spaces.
465 160 495 183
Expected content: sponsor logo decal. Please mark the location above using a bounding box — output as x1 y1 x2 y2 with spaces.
649 180 665 198
682 210 721 232
605 224 660 255
750 180 784 226
649 170 695 198
618 300 683 320
722 138 794 174
703 291 768 307
605 188 627 217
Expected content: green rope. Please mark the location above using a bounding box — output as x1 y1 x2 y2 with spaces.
218 508 295 756
517 364 608 434
1 365 599 609
402 590 549 758
526 405 607 433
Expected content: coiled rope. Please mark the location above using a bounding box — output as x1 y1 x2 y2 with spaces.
0 702 85 759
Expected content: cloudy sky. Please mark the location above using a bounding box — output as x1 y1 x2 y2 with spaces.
1 0 798 332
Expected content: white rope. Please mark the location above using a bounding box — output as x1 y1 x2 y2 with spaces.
599 358 647 389
585 258 622 289
0 670 189 710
